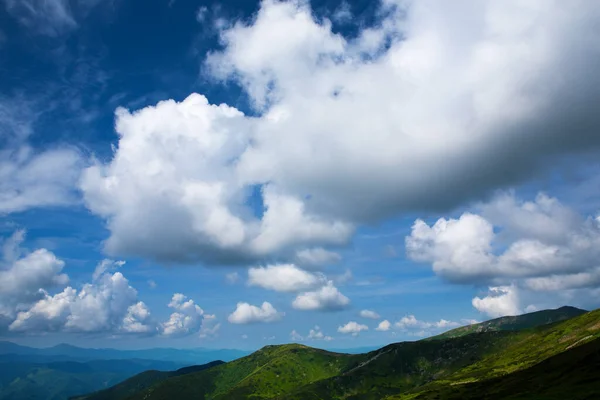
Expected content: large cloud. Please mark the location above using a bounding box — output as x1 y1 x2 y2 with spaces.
9 260 157 334
80 0 600 266
0 231 69 323
407 192 600 315
407 193 600 286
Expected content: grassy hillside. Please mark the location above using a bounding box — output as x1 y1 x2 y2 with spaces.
285 308 600 399
390 336 600 400
74 361 224 400
77 307 600 400
126 344 365 400
430 306 587 340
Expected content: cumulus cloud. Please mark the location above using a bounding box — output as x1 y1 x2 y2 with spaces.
161 293 205 337
407 193 600 285
10 260 156 334
227 301 283 324
295 248 342 269
472 285 521 318
290 325 333 341
375 319 391 331
394 315 459 331
359 309 380 319
0 231 69 322
337 321 368 336
247 264 324 292
199 314 221 338
80 94 352 265
292 281 350 311
407 192 600 312
80 0 600 266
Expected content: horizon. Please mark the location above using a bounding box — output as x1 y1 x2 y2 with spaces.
1 0 600 352
1 305 587 352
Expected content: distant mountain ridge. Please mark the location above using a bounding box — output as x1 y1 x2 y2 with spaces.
77 306 599 400
0 342 250 364
429 305 587 340
70 360 225 400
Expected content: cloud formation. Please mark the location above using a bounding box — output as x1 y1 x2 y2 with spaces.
375 319 391 331
247 264 324 292
359 309 380 319
337 321 368 336
80 0 600 266
0 231 69 323
10 260 156 334
292 281 350 311
227 301 283 324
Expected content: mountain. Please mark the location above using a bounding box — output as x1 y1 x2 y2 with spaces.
0 343 250 365
72 361 224 400
0 358 185 400
393 336 600 399
429 306 587 340
99 306 598 400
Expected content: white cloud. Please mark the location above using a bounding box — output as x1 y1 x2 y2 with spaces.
80 94 352 265
225 272 240 284
295 248 341 269
0 231 68 322
10 260 156 334
407 193 600 286
0 146 82 214
227 301 283 324
247 264 324 292
290 329 303 341
147 280 157 289
290 325 332 341
196 5 208 22
80 0 600 267
375 319 391 331
472 285 521 318
359 309 380 319
337 321 368 336
0 98 83 215
394 315 460 331
161 293 205 337
292 281 350 311
199 314 221 338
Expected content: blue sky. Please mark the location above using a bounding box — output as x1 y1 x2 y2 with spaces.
1 0 600 351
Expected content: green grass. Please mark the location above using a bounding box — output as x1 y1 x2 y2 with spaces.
74 361 224 400
81 307 600 400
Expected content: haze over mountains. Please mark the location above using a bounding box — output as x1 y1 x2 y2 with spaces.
75 306 597 400
2 306 595 400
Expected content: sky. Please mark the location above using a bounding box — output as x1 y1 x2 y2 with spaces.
1 0 600 351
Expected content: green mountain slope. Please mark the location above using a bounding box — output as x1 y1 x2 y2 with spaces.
286 308 600 399
80 307 600 400
74 360 224 400
126 344 365 400
430 306 587 340
392 336 600 400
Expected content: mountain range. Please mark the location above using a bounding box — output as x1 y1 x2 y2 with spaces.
73 305 599 400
